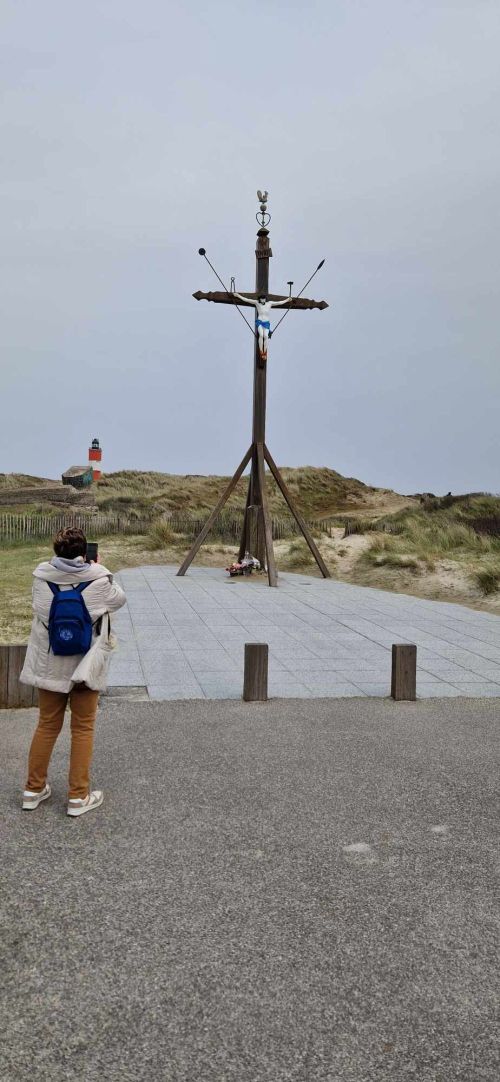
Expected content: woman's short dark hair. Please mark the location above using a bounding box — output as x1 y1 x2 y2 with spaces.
53 527 87 559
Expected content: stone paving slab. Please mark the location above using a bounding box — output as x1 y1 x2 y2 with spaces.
108 566 500 702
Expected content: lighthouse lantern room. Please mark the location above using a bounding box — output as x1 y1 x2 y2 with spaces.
88 437 103 481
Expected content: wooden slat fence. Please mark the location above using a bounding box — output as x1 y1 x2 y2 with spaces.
167 512 334 541
0 511 334 544
0 512 150 542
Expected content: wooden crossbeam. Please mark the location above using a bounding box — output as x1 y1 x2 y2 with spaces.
193 290 328 311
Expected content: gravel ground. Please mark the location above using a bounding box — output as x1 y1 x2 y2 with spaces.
1 695 499 1082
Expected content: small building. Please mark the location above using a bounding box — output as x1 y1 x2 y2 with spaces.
62 466 94 489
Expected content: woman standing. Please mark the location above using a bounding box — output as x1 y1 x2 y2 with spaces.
20 527 127 817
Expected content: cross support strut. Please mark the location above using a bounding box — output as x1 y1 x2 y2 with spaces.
176 447 252 577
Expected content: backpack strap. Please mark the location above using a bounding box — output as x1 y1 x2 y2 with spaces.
47 581 92 596
75 581 93 593
46 580 92 596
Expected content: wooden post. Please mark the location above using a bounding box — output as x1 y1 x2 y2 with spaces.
243 643 269 701
256 443 277 587
391 644 417 701
245 222 272 572
239 448 266 570
241 503 259 560
0 644 38 708
0 646 9 708
238 482 253 561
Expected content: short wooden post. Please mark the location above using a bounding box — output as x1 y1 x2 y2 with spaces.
391 644 417 701
0 645 38 708
245 504 260 559
243 643 268 701
0 646 9 708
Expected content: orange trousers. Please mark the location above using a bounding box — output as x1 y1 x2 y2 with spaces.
27 686 100 800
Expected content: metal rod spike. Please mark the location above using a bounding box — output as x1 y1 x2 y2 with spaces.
199 250 255 337
271 257 326 338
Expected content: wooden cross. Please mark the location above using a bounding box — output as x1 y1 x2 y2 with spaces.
177 194 330 587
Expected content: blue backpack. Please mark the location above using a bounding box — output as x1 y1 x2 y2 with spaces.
47 581 93 656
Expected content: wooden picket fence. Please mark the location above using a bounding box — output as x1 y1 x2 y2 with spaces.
0 511 335 544
0 512 150 543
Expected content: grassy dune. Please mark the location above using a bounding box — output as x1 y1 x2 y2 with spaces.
342 494 500 608
0 465 417 521
92 466 415 519
0 474 56 488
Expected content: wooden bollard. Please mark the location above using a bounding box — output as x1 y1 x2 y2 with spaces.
391 644 417 701
0 644 38 708
243 643 268 701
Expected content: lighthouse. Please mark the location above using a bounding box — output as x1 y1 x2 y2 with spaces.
88 437 102 481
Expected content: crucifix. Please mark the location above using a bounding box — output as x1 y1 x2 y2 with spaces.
177 191 330 587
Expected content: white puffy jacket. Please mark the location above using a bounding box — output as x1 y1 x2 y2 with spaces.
20 559 127 693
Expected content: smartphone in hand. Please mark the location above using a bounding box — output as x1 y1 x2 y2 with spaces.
86 541 98 563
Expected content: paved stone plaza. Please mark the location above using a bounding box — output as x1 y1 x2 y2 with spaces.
108 566 500 700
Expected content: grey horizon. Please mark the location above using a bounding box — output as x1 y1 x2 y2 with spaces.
1 1 499 496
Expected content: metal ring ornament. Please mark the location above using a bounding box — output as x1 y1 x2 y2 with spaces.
256 211 271 227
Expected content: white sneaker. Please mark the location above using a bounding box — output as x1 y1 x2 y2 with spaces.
22 784 51 810
67 790 104 817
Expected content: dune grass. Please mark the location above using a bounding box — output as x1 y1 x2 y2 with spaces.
0 541 49 643
474 567 500 596
351 495 500 599
363 540 421 573
281 539 316 570
0 474 54 488
148 521 177 549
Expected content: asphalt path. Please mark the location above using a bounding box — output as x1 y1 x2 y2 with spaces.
1 696 499 1081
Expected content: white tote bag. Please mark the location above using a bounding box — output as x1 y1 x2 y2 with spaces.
71 612 117 692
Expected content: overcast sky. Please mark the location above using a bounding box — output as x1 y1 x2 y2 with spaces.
1 0 499 495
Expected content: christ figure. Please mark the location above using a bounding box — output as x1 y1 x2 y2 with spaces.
233 293 293 360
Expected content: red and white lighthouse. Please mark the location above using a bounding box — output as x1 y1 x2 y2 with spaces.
88 437 102 481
